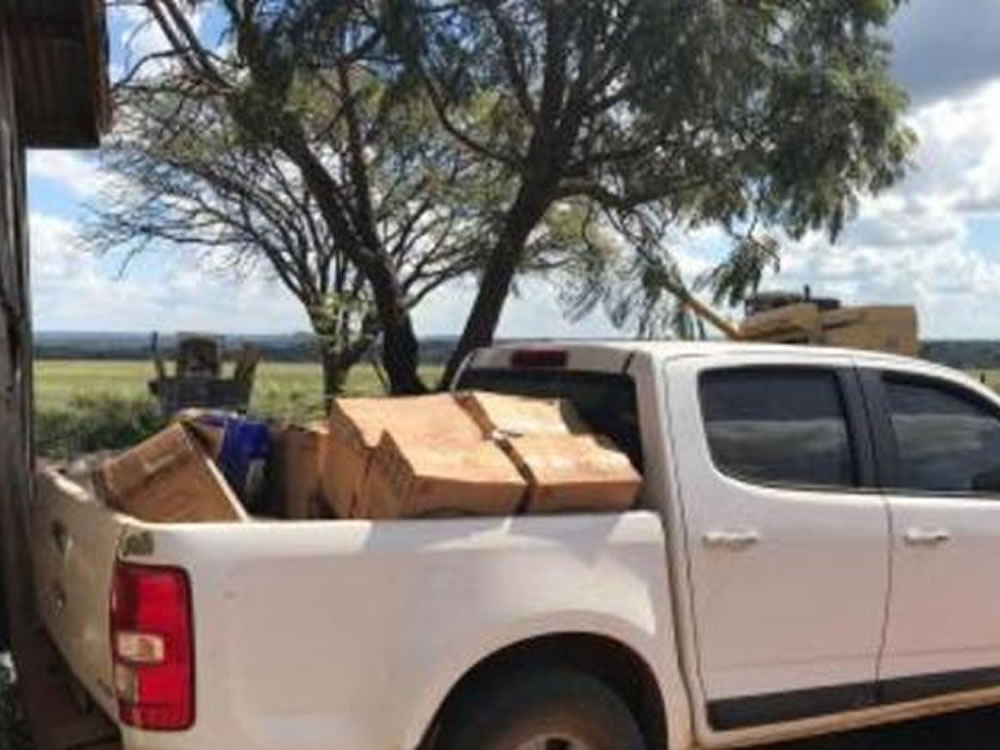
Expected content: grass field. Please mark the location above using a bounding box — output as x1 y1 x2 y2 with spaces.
33 360 444 456
35 360 445 409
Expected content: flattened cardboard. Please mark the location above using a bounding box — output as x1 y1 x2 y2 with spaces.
272 422 328 519
184 420 225 459
321 395 483 518
94 423 248 523
456 391 587 437
173 409 233 459
501 434 641 514
363 433 526 520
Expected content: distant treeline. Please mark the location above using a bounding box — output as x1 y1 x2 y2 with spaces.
32 332 1000 372
34 332 460 365
920 341 1000 371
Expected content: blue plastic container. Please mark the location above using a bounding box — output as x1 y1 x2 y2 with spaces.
189 413 272 510
216 417 272 510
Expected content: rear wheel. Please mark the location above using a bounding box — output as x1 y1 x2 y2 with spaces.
435 667 646 750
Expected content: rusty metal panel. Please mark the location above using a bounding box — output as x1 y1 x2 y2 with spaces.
1 0 109 147
0 3 35 633
0 0 76 15
0 9 120 749
11 30 97 145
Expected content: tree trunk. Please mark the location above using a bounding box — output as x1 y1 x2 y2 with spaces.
276 127 426 395
313 320 380 408
441 185 554 386
319 346 352 404
366 261 427 395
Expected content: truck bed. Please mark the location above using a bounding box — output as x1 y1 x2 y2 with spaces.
32 466 675 750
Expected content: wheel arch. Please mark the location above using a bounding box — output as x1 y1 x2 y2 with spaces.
414 631 668 749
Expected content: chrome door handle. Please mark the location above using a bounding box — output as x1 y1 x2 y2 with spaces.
703 530 761 549
904 528 951 546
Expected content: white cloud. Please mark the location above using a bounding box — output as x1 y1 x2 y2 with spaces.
27 212 616 338
29 213 308 334
111 4 207 83
27 151 107 199
768 78 1000 338
891 0 1000 103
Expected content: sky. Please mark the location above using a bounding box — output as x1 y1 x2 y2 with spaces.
24 2 1000 339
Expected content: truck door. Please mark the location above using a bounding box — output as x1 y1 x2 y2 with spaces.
861 368 1000 704
666 357 889 734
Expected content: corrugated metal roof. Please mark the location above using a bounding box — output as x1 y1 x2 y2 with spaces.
0 0 80 20
1 0 109 147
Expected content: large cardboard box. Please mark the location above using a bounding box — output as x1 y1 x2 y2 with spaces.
501 434 641 514
321 395 483 518
94 423 248 523
456 391 587 437
320 401 379 518
272 422 328 519
457 391 640 513
363 433 527 519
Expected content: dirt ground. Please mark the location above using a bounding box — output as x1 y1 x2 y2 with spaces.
766 706 1000 749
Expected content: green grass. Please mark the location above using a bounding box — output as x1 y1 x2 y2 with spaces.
34 360 153 407
35 360 444 411
33 359 444 456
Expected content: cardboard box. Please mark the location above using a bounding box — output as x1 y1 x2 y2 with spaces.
173 409 232 458
184 420 226 458
363 433 527 520
501 434 641 514
321 395 483 518
456 391 588 437
321 399 385 518
177 413 272 512
271 422 328 519
94 423 248 523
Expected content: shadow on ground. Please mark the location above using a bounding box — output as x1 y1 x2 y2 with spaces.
765 706 1000 749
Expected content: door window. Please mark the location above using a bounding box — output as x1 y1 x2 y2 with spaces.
884 378 1000 494
699 368 856 489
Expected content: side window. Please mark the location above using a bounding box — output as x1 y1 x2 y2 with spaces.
700 368 857 489
884 378 1000 494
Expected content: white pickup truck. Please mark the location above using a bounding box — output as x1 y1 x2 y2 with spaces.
30 340 1000 749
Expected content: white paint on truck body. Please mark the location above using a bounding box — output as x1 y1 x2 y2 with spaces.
32 341 1000 749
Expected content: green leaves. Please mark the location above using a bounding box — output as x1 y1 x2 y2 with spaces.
698 234 782 309
115 0 917 365
386 0 915 348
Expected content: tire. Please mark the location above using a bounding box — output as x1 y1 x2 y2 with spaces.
435 667 646 750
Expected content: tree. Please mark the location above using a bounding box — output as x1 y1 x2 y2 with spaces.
553 201 779 339
87 84 381 398
120 0 492 394
384 0 916 381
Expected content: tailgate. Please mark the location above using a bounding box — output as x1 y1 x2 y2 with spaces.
119 513 673 749
32 466 128 717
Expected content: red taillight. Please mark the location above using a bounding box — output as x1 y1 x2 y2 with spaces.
111 563 194 731
510 349 568 368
